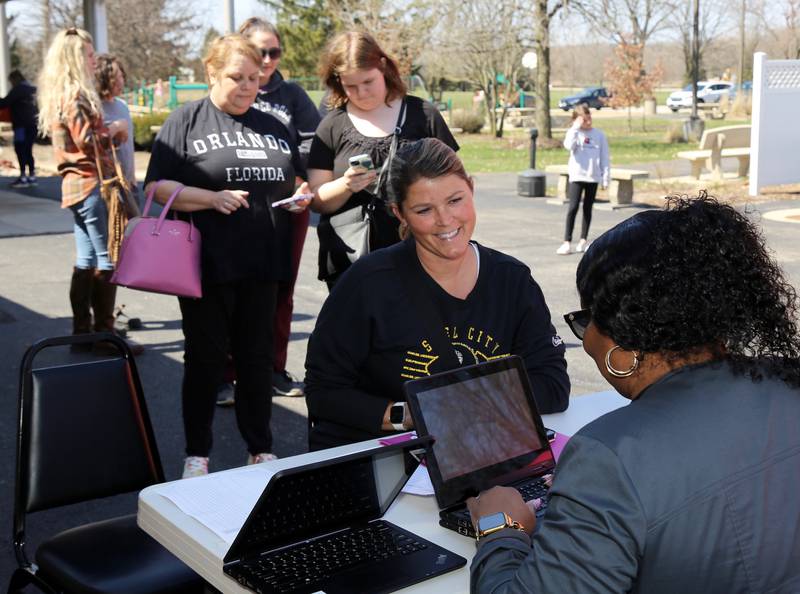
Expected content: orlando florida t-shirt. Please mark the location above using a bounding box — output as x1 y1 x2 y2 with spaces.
145 97 303 285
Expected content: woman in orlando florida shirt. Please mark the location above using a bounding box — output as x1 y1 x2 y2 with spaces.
304 139 569 450
557 104 610 255
144 35 310 479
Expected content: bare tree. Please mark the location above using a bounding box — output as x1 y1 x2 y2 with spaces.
106 0 201 82
12 0 201 84
437 0 532 137
574 0 675 49
532 0 572 140
763 0 800 58
671 0 731 83
326 0 438 74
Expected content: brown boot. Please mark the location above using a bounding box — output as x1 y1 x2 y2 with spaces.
91 269 145 356
69 267 94 349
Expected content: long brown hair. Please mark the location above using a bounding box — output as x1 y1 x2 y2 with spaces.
318 30 406 109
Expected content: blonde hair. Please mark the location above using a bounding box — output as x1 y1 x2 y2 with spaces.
202 34 262 84
319 30 406 109
37 28 102 134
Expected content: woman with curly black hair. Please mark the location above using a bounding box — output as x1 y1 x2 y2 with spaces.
468 194 800 593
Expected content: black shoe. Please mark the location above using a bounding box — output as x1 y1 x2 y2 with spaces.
10 177 29 188
273 370 304 397
26 175 37 186
216 382 235 407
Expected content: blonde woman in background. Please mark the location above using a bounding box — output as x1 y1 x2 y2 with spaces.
37 27 142 354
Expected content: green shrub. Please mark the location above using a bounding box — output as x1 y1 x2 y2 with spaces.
132 111 170 150
450 109 485 134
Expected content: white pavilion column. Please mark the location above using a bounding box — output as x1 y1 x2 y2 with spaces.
83 0 109 53
0 3 10 96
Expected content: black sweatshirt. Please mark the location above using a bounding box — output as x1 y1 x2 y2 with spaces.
304 239 570 450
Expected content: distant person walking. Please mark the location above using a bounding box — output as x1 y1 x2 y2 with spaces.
557 104 609 255
38 28 142 354
0 69 38 188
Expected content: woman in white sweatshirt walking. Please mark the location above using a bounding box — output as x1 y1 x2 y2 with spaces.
557 104 609 255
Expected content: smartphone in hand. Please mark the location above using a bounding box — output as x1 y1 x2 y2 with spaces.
271 193 314 208
348 153 375 173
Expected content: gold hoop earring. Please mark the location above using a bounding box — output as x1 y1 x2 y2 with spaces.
605 345 639 378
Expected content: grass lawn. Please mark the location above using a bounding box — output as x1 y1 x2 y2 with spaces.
168 85 748 175
456 115 751 174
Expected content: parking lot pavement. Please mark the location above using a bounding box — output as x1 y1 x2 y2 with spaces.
2 171 800 580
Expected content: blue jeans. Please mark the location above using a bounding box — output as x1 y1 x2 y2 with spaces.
70 191 113 271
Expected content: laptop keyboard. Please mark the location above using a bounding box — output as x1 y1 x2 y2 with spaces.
515 475 551 511
228 520 428 593
441 475 552 537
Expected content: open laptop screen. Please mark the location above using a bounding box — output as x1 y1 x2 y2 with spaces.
405 357 554 509
224 437 430 563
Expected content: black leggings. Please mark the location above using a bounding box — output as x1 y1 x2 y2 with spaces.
564 181 598 242
13 126 36 177
179 279 277 457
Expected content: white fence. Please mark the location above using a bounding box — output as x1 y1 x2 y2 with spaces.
749 53 800 196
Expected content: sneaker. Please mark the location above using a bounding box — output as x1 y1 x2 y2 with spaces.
182 456 209 479
215 381 236 407
273 370 304 397
556 241 572 255
10 177 29 189
576 239 590 253
26 175 37 186
248 452 278 465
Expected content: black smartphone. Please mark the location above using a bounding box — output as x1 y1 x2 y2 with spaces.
545 428 556 442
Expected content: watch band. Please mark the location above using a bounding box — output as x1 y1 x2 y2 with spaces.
476 512 526 540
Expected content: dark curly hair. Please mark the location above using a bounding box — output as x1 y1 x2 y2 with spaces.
95 54 127 100
576 194 800 387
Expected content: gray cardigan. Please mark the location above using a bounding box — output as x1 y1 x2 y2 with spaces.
471 361 800 593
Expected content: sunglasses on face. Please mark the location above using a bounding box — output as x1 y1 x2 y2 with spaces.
260 47 282 60
564 308 591 341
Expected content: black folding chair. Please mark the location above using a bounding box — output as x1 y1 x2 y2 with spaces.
8 333 204 594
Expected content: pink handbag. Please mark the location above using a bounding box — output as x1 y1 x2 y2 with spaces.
111 181 202 298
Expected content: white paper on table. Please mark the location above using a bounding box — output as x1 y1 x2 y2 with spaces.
402 463 435 496
158 466 276 544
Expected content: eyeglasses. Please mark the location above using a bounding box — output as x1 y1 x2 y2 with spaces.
564 308 591 341
260 47 282 60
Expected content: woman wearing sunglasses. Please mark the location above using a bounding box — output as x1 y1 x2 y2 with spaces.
468 195 800 592
225 17 321 400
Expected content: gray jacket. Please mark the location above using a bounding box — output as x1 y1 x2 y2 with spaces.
471 361 800 593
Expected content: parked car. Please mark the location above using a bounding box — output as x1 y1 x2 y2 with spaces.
666 81 734 112
559 87 609 111
729 81 752 101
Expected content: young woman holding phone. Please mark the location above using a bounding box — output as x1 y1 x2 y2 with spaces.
307 30 459 289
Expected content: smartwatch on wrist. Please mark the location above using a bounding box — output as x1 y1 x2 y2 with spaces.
476 511 525 540
389 402 406 431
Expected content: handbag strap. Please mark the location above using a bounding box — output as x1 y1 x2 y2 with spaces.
143 180 166 215
391 241 462 371
373 98 407 207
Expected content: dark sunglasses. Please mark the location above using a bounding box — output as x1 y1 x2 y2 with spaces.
564 308 591 341
260 47 282 60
